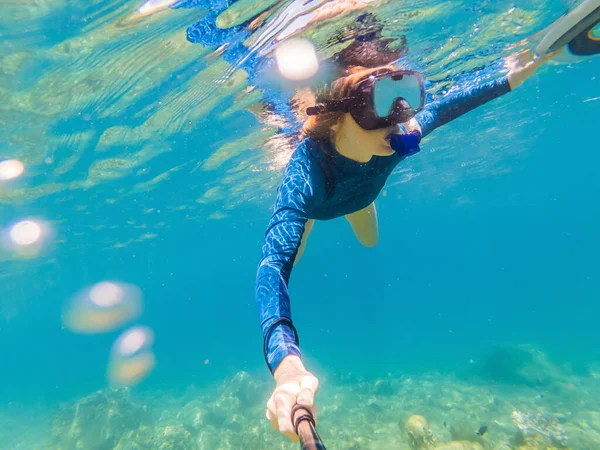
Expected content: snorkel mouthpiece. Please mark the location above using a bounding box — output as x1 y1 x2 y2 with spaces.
388 130 422 157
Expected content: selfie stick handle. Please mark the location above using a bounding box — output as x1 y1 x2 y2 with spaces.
292 404 326 450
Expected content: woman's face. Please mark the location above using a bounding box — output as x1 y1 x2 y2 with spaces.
333 112 399 158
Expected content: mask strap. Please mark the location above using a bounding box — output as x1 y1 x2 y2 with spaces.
306 98 352 116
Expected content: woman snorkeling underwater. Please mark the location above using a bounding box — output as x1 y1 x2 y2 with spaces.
250 1 600 443
254 46 576 441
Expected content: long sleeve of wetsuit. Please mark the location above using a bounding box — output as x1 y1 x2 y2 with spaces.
415 75 511 138
255 149 314 374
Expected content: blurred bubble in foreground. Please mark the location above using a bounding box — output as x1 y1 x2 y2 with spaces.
107 326 156 387
63 281 143 334
275 38 319 81
0 159 24 181
10 220 42 245
1 219 51 258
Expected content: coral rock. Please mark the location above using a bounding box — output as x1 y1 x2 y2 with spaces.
49 389 150 450
176 400 206 430
154 423 194 450
406 414 438 449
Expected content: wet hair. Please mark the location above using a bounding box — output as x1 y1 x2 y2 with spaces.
290 14 407 143
293 64 397 142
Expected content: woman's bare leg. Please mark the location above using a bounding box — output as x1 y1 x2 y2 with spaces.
345 202 378 247
294 219 314 265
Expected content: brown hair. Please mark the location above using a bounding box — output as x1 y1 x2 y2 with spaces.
292 64 397 142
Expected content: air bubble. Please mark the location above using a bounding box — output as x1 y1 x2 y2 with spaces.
107 326 156 387
63 281 143 334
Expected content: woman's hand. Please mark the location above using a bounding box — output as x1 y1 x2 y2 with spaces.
308 0 369 25
266 355 319 442
401 117 422 135
505 48 559 89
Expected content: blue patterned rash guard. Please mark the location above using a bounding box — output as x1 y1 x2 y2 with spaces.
256 75 512 373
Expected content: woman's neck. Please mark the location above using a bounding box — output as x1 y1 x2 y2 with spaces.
332 133 372 163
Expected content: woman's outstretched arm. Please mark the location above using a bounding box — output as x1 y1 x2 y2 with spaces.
415 49 553 138
256 143 321 442
256 147 314 374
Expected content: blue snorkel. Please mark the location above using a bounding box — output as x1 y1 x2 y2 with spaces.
389 129 422 157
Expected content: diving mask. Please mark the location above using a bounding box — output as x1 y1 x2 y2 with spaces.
306 69 426 130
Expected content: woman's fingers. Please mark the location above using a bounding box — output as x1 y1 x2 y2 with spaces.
277 406 295 436
267 383 302 438
266 397 278 430
297 375 319 407
266 357 319 442
296 387 314 407
401 117 422 135
275 392 297 439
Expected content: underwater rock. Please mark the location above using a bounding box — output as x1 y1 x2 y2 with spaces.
206 370 265 427
476 344 565 387
113 421 195 450
218 371 263 410
446 423 486 446
374 379 395 396
176 371 268 437
434 441 484 450
153 423 194 450
367 400 384 414
197 425 222 450
511 410 569 448
511 433 564 450
222 413 245 432
114 425 155 449
405 414 439 449
176 399 206 430
49 389 150 450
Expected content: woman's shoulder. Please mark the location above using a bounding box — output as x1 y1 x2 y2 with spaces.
295 136 325 152
292 138 335 178
291 137 330 163
280 138 329 191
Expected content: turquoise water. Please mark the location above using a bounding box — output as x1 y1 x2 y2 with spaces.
1 0 599 448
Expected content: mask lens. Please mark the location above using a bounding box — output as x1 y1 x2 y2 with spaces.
372 73 423 117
